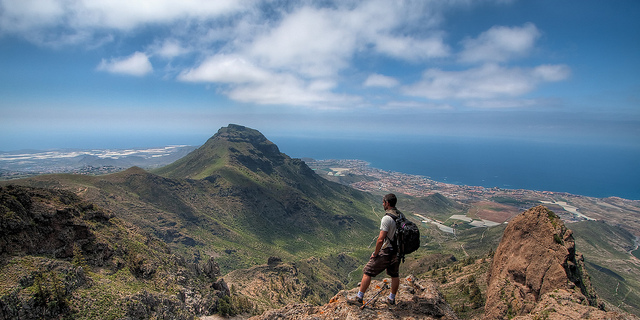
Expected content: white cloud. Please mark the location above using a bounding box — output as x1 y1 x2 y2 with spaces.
227 75 359 109
364 74 399 88
178 54 357 108
152 39 190 59
74 0 245 29
97 52 153 76
533 64 571 82
0 0 248 32
178 55 270 83
248 6 357 77
373 34 449 61
2 0 568 111
246 2 449 77
403 63 570 100
0 0 65 32
0 0 250 47
343 0 450 60
175 1 451 107
459 23 541 63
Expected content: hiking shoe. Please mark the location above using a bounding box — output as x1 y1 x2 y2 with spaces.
385 297 396 305
347 295 363 305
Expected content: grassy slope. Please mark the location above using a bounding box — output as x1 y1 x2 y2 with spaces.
2 153 382 268
570 220 640 315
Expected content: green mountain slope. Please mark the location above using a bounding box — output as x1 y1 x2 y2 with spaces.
2 125 382 272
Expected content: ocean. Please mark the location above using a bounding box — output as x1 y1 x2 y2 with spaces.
272 136 640 200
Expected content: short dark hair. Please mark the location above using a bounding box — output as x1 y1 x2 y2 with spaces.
383 193 397 207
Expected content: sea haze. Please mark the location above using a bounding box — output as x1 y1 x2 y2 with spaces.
273 136 640 200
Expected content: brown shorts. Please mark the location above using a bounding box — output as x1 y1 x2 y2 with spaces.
363 248 400 278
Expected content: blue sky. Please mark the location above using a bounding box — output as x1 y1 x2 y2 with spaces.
1 0 639 150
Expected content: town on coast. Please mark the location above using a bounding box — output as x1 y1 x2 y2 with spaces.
305 158 639 236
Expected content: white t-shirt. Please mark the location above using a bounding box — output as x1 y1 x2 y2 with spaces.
380 210 398 250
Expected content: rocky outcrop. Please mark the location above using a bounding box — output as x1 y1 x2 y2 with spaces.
225 254 360 312
0 184 112 264
0 185 231 319
484 205 636 320
249 276 458 320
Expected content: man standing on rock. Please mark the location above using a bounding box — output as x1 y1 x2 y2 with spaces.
349 193 401 306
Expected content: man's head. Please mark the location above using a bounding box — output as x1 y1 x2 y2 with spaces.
383 193 397 209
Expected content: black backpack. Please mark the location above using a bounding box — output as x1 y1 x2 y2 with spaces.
387 211 420 262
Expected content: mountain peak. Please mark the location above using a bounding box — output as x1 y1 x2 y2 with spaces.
214 124 271 143
220 123 262 134
154 125 302 181
207 124 284 160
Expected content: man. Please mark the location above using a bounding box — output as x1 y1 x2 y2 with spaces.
350 193 401 306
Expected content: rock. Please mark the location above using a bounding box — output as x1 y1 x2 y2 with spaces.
484 205 637 320
267 256 282 267
212 278 230 298
203 257 221 279
249 276 458 320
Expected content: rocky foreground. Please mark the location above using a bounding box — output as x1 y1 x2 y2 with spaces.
251 276 458 320
247 205 639 320
2 189 639 319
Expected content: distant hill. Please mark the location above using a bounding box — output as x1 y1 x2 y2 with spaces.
0 145 198 179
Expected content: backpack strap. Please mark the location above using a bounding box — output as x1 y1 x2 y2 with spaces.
385 212 400 251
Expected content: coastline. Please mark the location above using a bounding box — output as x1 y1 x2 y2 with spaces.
306 158 640 237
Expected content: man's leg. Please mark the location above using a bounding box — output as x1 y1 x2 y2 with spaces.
386 254 400 304
348 273 372 305
353 253 385 304
384 276 400 305
359 273 372 295
390 276 399 295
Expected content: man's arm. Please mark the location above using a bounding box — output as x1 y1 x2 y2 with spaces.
372 230 388 258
